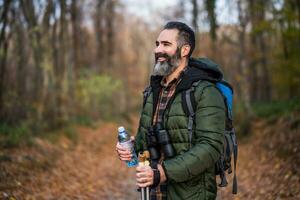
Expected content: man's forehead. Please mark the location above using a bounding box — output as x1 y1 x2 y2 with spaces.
156 29 179 42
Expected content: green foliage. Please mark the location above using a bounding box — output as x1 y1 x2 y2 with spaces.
272 60 300 99
63 126 78 144
234 99 300 138
0 74 123 148
252 98 300 118
234 103 253 137
73 115 94 127
271 0 300 99
76 74 122 120
0 122 30 148
37 125 78 145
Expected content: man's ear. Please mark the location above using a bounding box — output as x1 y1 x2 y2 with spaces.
181 45 191 57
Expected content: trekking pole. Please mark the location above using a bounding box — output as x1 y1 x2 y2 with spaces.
138 151 150 200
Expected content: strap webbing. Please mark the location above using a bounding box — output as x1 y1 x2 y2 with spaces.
185 81 201 148
218 157 228 187
185 89 194 148
142 86 152 108
230 129 238 194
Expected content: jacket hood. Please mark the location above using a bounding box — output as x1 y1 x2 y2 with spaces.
177 57 223 91
187 57 223 82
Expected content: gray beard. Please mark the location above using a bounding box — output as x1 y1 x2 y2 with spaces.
152 58 180 76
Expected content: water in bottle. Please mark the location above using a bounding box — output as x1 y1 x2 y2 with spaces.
118 126 138 167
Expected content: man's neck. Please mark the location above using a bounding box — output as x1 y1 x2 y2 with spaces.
165 58 188 84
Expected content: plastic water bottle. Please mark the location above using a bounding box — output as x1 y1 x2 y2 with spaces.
118 126 138 167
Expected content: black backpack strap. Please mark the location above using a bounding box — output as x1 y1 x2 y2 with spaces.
181 80 202 148
142 86 152 108
218 157 228 187
230 128 238 194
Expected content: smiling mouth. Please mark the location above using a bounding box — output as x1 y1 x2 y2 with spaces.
157 57 167 62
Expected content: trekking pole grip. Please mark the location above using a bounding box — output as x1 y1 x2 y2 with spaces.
138 151 150 200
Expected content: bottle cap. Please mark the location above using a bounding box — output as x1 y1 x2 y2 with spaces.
118 126 125 132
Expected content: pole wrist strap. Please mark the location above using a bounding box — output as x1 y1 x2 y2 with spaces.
152 168 160 188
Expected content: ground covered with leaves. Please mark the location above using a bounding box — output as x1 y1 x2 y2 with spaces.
0 123 138 199
1 113 299 200
220 112 300 200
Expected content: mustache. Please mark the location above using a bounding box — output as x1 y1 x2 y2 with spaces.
155 52 170 61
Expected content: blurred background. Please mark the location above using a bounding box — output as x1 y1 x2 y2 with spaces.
0 0 299 199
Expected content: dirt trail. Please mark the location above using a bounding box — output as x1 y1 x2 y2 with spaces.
1 123 139 200
1 115 299 200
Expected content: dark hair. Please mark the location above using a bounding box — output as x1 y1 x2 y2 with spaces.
163 21 195 57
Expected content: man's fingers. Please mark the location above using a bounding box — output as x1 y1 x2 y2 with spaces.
136 177 151 183
117 150 131 157
136 172 152 179
136 180 152 188
116 143 128 151
136 176 152 184
136 165 152 172
117 148 131 155
119 154 132 160
136 167 154 188
116 144 131 154
115 142 133 161
119 157 131 161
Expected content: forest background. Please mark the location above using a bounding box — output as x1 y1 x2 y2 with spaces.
0 0 299 199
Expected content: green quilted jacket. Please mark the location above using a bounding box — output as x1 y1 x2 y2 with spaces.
135 58 226 200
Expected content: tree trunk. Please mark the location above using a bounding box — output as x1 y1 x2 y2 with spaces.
71 0 80 79
95 0 106 73
56 0 68 126
248 0 271 102
0 0 11 120
106 0 115 68
20 0 45 121
205 0 218 41
51 13 59 127
15 10 28 120
205 0 218 60
237 0 254 116
191 0 199 32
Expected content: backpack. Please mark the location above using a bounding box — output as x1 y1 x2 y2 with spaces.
181 80 238 194
142 79 238 194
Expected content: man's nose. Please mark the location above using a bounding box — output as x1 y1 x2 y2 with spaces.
154 44 164 54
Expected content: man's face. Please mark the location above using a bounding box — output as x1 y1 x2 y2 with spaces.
153 29 182 76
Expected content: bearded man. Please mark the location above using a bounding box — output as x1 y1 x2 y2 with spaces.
116 21 225 200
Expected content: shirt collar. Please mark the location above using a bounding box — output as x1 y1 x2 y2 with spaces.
160 67 187 87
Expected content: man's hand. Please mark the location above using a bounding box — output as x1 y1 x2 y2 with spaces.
136 165 153 188
136 164 167 188
116 136 134 161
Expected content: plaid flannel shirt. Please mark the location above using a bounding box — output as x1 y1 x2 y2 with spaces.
151 76 182 200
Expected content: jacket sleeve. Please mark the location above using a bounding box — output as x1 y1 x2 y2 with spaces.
134 97 153 154
134 121 147 154
162 84 225 182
